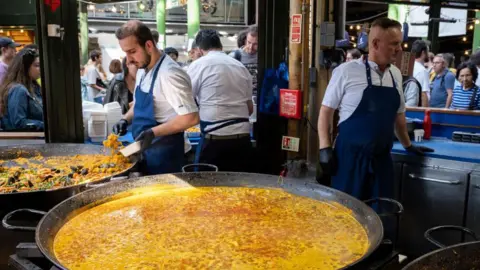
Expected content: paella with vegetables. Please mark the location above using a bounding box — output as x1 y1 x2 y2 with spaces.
0 135 131 193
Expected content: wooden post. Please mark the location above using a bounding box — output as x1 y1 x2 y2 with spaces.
287 0 309 159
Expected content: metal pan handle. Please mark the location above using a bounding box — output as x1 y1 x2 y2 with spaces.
363 197 404 217
2 208 47 231
425 225 478 249
85 176 128 189
182 163 219 173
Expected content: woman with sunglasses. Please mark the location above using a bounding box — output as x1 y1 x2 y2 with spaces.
0 48 43 131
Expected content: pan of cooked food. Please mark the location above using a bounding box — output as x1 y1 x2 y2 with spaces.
4 172 401 270
0 135 135 268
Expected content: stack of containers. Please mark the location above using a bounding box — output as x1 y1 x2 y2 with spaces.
82 101 104 139
104 102 123 136
88 110 107 142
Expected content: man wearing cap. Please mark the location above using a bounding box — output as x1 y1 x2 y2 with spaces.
0 37 21 83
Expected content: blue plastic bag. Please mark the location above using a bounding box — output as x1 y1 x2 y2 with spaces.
259 62 289 115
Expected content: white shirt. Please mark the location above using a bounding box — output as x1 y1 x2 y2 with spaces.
477 67 480 87
187 50 252 136
413 61 430 93
135 55 198 123
85 65 105 101
322 59 406 125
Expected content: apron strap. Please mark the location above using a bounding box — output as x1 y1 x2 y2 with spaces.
364 55 373 86
389 70 397 89
201 118 250 134
139 54 166 95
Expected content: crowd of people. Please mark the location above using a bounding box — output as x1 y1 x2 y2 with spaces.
345 40 480 110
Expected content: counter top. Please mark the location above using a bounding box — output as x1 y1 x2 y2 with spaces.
392 138 480 164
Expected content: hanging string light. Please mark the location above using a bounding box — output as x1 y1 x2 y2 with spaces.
465 50 470 55
469 25 474 30
403 43 408 49
350 36 355 41
462 36 467 42
88 4 95 10
475 19 480 25
356 25 361 30
349 25 353 30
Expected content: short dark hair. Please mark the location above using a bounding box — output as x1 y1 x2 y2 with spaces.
151 30 159 44
164 47 178 58
246 25 258 37
347 48 362 59
470 50 480 66
456 62 478 83
109 59 122 74
237 30 247 48
23 44 39 51
411 40 428 59
89 50 101 61
115 20 155 48
371 18 402 30
194 29 223 51
443 53 455 68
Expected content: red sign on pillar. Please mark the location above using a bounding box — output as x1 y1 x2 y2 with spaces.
279 89 302 119
290 14 302 44
44 0 61 12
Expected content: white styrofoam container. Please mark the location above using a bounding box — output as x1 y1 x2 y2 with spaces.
120 141 142 157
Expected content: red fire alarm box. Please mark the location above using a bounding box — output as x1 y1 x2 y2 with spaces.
279 89 302 119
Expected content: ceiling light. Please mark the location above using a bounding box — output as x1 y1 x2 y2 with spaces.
469 25 474 30
349 25 353 30
20 29 24 33
0 30 3 33
463 36 467 42
350 36 355 41
465 50 470 55
219 31 228 36
353 43 357 48
356 25 361 30
403 43 408 48
139 3 145 10
88 4 95 11
475 19 480 25
111 6 117 13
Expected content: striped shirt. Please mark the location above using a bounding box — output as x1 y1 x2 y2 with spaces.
450 84 480 110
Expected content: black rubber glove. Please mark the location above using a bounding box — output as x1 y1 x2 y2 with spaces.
112 119 128 136
316 147 336 185
405 145 434 156
135 129 155 153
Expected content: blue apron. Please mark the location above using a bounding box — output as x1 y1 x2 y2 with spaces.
194 118 250 164
132 55 184 175
332 57 400 200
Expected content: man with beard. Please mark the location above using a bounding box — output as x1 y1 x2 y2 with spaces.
229 25 258 96
112 20 199 175
410 40 431 107
316 18 433 199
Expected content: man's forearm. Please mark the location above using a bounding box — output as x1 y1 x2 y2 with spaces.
90 84 105 92
318 106 335 149
422 92 429 107
152 112 200 137
445 92 453 108
395 113 412 148
123 106 134 123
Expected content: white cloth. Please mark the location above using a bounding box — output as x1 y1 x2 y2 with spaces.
477 67 480 87
135 54 198 123
85 65 105 101
413 61 430 93
187 50 252 136
322 59 406 125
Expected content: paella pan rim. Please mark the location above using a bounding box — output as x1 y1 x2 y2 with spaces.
0 143 135 195
402 240 480 269
34 172 384 270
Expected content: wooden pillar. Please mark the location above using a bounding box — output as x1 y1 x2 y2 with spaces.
287 0 310 159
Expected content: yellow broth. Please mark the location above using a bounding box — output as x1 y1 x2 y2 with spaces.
53 186 369 269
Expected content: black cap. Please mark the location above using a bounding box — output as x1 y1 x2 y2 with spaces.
0 37 21 49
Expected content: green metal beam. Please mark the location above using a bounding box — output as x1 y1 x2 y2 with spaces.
79 3 89 65
187 0 200 40
473 11 480 53
156 0 166 49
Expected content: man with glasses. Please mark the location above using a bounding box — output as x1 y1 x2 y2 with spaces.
430 54 455 108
